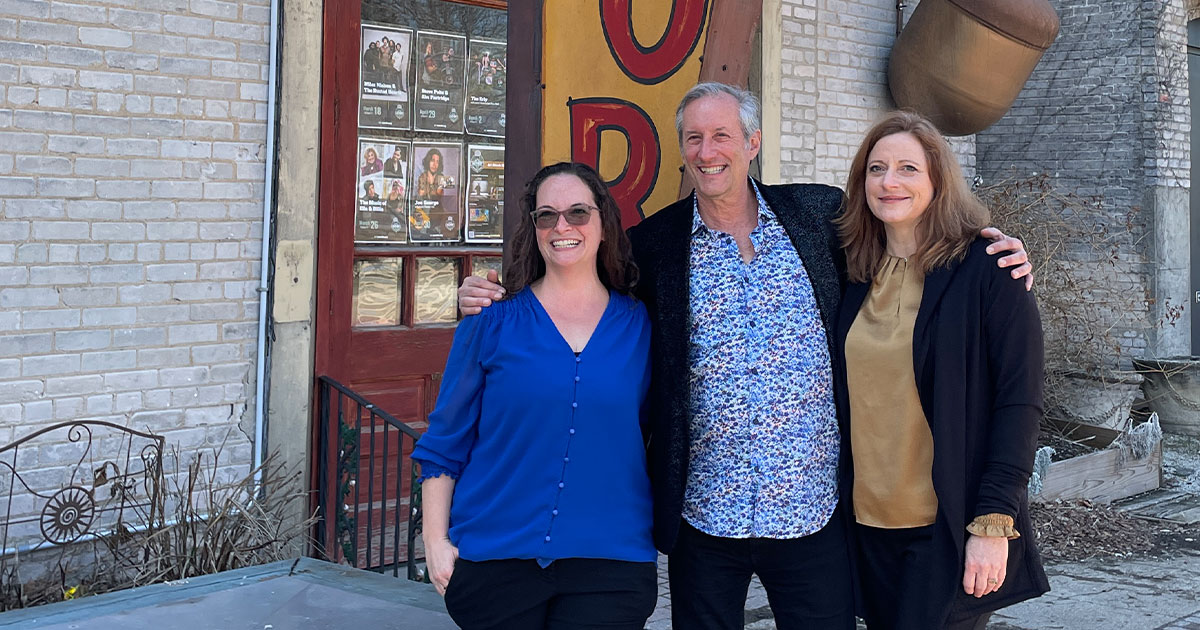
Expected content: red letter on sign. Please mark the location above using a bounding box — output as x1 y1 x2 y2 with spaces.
601 0 709 84
569 98 660 227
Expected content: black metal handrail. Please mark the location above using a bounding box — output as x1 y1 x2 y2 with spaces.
314 376 425 581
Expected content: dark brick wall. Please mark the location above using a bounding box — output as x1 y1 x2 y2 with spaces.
976 0 1191 360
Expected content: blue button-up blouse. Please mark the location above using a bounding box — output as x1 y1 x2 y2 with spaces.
411 287 656 567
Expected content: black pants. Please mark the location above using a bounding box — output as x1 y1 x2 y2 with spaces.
668 515 855 630
442 558 657 630
856 524 991 630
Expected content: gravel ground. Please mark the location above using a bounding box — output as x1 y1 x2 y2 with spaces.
1030 500 1195 562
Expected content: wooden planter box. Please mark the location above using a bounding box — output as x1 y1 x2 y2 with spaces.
1031 422 1162 504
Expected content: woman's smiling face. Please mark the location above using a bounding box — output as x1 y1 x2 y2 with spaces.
533 174 603 273
864 132 935 234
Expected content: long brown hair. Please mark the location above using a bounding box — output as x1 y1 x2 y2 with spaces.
502 162 639 295
835 110 990 284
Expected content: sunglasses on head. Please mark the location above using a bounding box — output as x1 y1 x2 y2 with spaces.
530 204 599 229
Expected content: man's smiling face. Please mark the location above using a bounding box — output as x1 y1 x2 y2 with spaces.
679 92 761 206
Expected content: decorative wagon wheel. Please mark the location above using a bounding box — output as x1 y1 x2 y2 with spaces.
40 486 96 544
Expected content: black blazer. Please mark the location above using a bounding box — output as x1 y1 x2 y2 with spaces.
626 180 846 553
835 238 1050 623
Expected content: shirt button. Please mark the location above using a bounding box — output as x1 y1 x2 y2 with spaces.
574 376 580 382
575 356 582 363
571 402 578 409
569 428 576 435
545 535 551 542
552 509 559 516
558 482 565 488
563 456 570 463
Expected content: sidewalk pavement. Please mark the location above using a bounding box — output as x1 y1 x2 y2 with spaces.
0 558 457 630
645 549 1200 629
992 550 1200 629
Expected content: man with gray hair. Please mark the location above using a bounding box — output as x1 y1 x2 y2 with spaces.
631 80 855 629
459 81 1030 629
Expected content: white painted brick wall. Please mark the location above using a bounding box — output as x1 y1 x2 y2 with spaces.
779 0 977 187
0 0 266 548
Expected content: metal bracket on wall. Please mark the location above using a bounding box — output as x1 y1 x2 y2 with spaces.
897 1 908 35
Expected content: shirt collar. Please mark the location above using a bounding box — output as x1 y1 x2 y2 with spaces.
690 179 776 236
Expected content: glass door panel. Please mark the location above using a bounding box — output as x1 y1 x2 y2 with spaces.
413 257 461 325
353 258 403 327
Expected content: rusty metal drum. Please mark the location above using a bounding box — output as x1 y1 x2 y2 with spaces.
888 0 1060 136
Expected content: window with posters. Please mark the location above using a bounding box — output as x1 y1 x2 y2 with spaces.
352 1 507 328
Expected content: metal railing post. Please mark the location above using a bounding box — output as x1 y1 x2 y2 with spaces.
313 376 425 581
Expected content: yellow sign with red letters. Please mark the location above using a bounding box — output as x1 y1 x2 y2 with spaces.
542 0 712 226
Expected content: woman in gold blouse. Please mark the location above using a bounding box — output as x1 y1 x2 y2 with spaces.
833 110 1048 630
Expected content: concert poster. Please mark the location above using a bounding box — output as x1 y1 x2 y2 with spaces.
414 30 467 133
465 40 507 137
355 139 410 243
465 144 504 243
358 24 413 130
409 141 462 243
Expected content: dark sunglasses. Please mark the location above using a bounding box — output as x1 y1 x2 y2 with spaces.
530 205 599 229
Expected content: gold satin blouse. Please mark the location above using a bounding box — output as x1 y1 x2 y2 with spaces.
846 255 938 528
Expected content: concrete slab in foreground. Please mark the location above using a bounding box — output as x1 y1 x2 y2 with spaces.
991 550 1200 630
0 558 456 630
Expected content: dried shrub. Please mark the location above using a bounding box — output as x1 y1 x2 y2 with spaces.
978 174 1149 429
0 441 314 611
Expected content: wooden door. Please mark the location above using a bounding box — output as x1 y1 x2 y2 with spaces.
314 0 516 569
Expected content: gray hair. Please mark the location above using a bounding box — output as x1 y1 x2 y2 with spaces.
674 82 761 144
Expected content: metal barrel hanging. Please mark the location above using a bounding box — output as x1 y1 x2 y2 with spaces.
888 0 1060 136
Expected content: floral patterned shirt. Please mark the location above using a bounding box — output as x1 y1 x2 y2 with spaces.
682 182 840 539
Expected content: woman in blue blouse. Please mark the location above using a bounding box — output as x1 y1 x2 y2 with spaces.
411 162 658 630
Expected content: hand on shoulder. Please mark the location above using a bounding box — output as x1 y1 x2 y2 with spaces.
458 269 505 316
980 227 1033 291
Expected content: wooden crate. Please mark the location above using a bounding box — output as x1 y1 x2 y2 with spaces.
1032 422 1163 504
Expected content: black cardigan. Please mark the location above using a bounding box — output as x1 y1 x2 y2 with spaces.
626 180 847 553
834 238 1050 623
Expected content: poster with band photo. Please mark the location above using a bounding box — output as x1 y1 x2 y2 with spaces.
465 144 504 243
355 139 410 244
359 24 413 130
410 141 462 243
465 39 507 137
414 30 467 133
